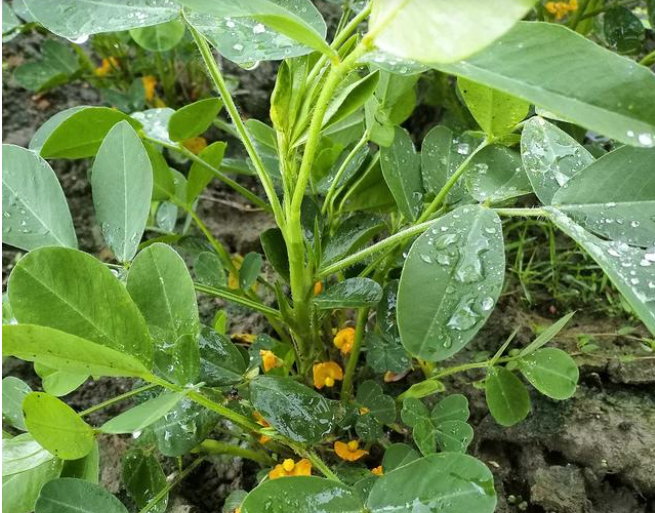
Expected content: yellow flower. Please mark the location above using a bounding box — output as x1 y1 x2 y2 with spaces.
333 327 355 355
544 0 577 20
260 350 282 372
313 361 343 389
142 75 157 101
254 411 272 444
313 281 323 296
182 136 208 155
232 333 257 344
359 406 370 415
334 440 368 462
95 57 119 77
371 465 384 476
268 458 312 479
228 254 244 290
234 508 241 513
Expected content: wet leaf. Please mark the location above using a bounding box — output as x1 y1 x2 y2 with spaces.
23 393 95 460
195 252 227 288
435 420 474 453
485 367 530 427
322 215 385 266
398 205 505 361
122 449 167 513
100 392 187 434
400 397 429 428
314 278 383 310
131 108 175 146
431 394 470 424
2 376 31 431
366 333 411 375
465 144 531 203
2 457 63 513
3 434 55 476
260 228 289 282
604 6 644 54
412 418 437 456
34 478 128 513
2 144 77 251
519 348 578 400
250 376 334 443
198 326 247 386
7 247 153 366
130 18 186 52
356 381 396 424
520 117 594 205
169 98 223 142
437 22 655 148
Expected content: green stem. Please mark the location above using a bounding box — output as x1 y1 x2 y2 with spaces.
340 308 369 402
138 457 206 513
639 49 655 67
567 0 592 30
188 23 285 229
494 207 549 218
193 440 273 465
79 384 157 417
194 283 281 318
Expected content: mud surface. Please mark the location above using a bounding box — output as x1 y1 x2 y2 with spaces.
3 11 655 513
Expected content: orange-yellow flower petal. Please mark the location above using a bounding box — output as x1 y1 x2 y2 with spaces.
334 440 368 462
260 350 282 372
95 57 119 77
228 254 243 290
313 281 323 296
371 465 384 476
268 458 312 479
182 136 208 155
142 75 157 101
333 327 355 355
313 361 343 389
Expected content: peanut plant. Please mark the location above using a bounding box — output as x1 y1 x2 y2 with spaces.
2 1 655 512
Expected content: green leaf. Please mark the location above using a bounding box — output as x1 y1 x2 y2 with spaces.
23 393 94 460
250 376 334 443
398 205 505 361
519 348 578 400
314 278 383 310
366 333 411 375
2 324 151 378
100 392 187 434
400 397 429 428
357 381 396 424
520 117 595 205
61 441 99 483
145 142 175 201
458 78 529 138
546 208 655 336
187 141 226 205
240 252 263 290
39 107 142 159
130 18 186 52
435 420 474 454
431 394 470 424
322 71 381 134
3 434 55 476
604 6 644 55
485 367 530 427
367 453 496 512
412 418 437 456
322 215 385 266
519 311 575 357
437 22 655 148
29 107 85 154
181 0 333 64
380 127 423 221
24 0 180 39
34 363 88 397
2 2 20 36
168 98 223 142
2 144 77 251
14 40 78 92
122 449 168 513
2 458 63 513
381 443 420 471
92 121 153 262
34 478 128 513
465 144 531 203
195 252 227 288
8 247 152 365
198 326 246 386
401 379 446 400
551 145 655 248
242 476 362 513
127 243 200 385
132 108 175 146
2 377 32 431
369 0 534 64
420 125 476 202
260 228 290 282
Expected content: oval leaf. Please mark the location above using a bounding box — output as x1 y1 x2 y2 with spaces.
2 376 32 431
34 478 128 513
3 434 55 476
130 18 185 52
122 449 168 513
485 367 530 427
465 144 531 203
314 278 383 310
520 347 578 400
168 98 223 142
100 392 187 434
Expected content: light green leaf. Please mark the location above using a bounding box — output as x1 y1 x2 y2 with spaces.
2 325 151 378
92 121 152 262
546 208 655 335
145 142 175 201
413 418 437 456
23 393 94 460
34 363 88 397
485 367 530 427
369 0 534 64
187 141 226 205
552 145 655 247
431 394 470 424
2 144 77 251
8 247 152 365
398 206 505 361
181 0 334 64
39 107 142 159
2 434 55 476
61 441 99 483
34 478 128 513
194 252 227 288
2 458 63 513
122 449 167 513
242 477 362 513
436 420 474 453
314 278 383 310
2 2 20 36
458 78 529 138
437 22 655 148
29 107 85 154
130 18 186 52
520 348 578 400
380 127 423 221
24 0 180 39
401 379 446 400
520 117 594 204
519 311 575 357
366 453 496 513
400 397 429 428
322 71 381 134
168 98 223 142
465 144 531 203
250 376 334 443
131 108 175 146
381 443 420 471
100 392 187 434
2 377 32 431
